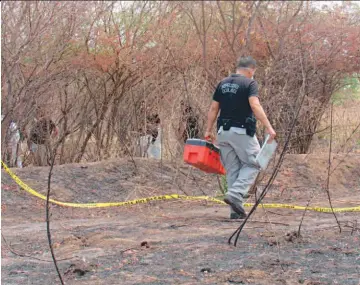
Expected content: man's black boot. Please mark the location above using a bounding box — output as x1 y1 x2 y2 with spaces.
224 194 247 217
230 212 247 219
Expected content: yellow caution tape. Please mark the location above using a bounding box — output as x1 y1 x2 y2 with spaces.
2 161 360 213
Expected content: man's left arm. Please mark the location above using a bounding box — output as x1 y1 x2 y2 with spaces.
205 100 220 141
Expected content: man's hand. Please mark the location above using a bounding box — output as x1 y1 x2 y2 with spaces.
204 131 214 142
205 101 220 142
249 97 276 143
266 126 276 143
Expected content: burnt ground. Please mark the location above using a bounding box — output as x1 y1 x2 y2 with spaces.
1 154 360 285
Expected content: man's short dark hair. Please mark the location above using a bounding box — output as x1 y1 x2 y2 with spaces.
236 56 256 69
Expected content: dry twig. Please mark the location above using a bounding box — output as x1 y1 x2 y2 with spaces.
325 103 342 233
46 145 65 284
1 233 75 263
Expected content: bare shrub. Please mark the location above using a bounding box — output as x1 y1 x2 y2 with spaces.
2 1 359 166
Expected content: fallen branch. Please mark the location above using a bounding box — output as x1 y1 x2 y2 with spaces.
263 210 289 216
1 233 75 263
120 247 137 254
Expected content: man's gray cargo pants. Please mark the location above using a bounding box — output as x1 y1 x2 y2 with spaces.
217 127 261 215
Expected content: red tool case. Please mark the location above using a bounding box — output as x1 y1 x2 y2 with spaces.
183 139 226 175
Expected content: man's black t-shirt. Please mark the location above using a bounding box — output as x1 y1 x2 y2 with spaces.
213 74 258 123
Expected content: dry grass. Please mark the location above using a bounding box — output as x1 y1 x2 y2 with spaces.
310 99 360 153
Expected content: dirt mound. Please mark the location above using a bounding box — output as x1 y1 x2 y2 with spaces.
2 158 218 204
2 154 359 206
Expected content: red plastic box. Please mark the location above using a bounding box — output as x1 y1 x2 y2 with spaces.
183 139 226 175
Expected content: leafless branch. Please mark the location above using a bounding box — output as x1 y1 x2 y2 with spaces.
324 103 342 233
46 145 65 284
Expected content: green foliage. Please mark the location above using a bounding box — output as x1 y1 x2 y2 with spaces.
215 175 227 199
332 75 360 105
221 175 227 194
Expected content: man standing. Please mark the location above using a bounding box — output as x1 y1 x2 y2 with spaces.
205 56 276 219
28 108 58 166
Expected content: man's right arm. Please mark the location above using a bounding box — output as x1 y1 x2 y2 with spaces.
249 96 276 142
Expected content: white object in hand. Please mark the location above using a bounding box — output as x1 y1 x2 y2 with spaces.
255 135 278 170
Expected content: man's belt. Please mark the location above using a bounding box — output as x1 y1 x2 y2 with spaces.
217 117 256 137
